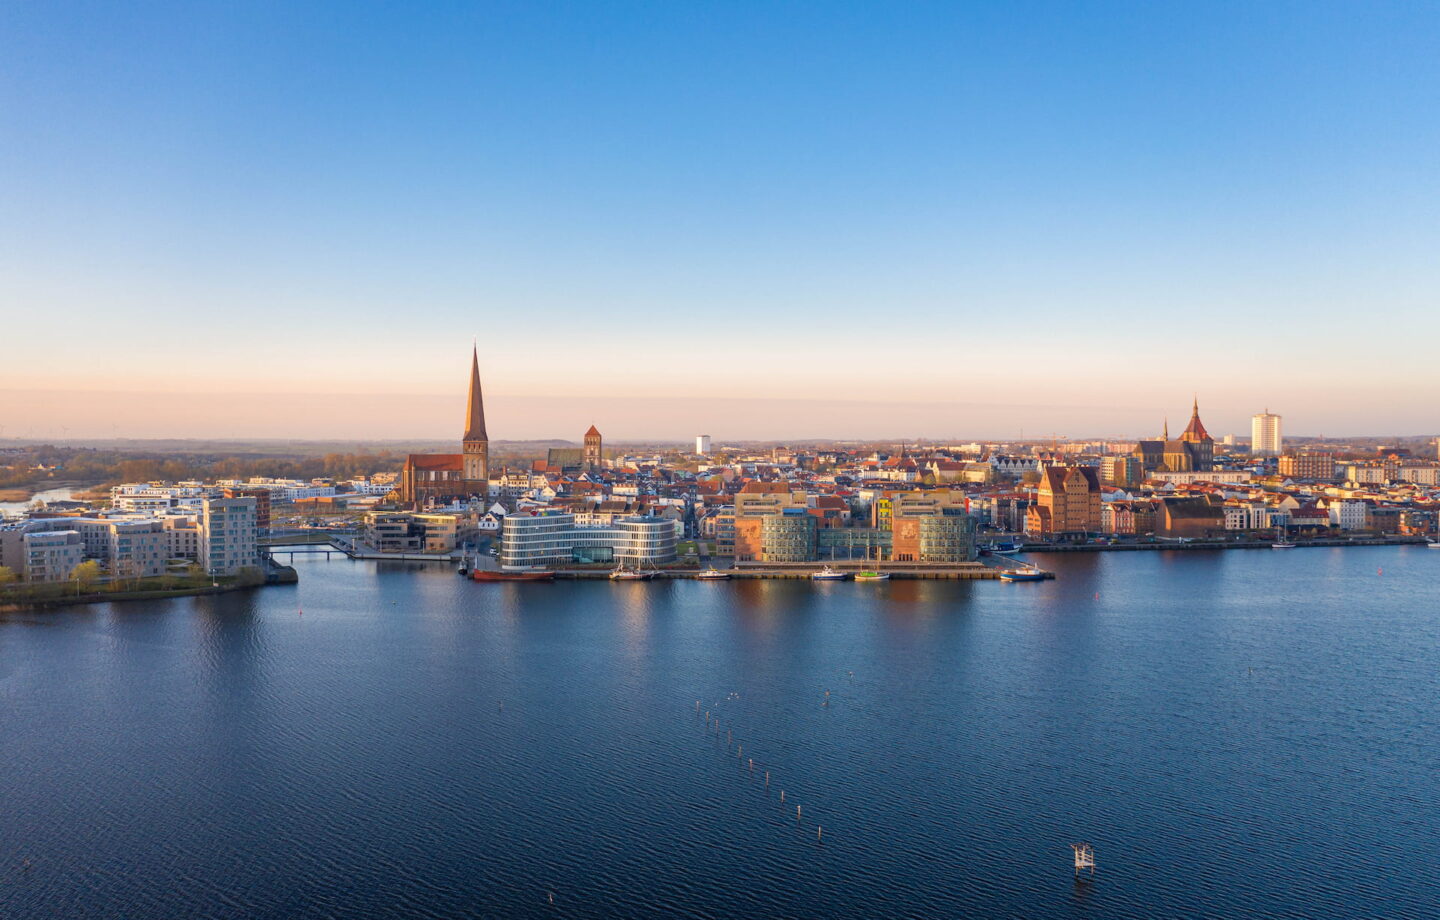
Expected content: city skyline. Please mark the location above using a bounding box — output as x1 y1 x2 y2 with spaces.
4 2 1439 435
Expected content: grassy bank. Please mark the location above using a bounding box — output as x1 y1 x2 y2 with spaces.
0 568 293 611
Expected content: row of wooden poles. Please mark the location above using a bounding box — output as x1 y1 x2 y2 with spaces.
698 698 823 842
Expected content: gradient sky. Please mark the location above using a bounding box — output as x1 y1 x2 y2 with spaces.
2 1 1438 441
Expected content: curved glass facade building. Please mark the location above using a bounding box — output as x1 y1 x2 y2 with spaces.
499 512 677 570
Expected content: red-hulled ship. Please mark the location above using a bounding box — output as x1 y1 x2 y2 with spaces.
471 569 554 582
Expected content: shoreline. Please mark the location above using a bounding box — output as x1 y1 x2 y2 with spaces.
0 565 298 613
1018 536 1429 552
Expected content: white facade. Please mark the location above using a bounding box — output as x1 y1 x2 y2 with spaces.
1396 465 1440 486
105 520 167 578
1329 500 1370 531
1147 470 1252 485
1251 412 1283 457
110 484 209 512
1224 504 1288 531
201 497 260 575
696 435 712 455
499 512 677 570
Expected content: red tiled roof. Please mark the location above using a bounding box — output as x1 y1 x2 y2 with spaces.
406 453 463 471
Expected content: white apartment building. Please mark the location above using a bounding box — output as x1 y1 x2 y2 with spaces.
104 520 167 578
23 530 84 583
1396 465 1440 486
165 517 201 560
1343 465 1390 485
696 435 712 455
201 497 260 575
1224 504 1288 531
1147 470 1252 485
1251 412 1282 457
24 516 169 577
1329 500 1370 531
110 484 209 512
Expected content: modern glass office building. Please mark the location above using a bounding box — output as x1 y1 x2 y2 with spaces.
499 512 677 570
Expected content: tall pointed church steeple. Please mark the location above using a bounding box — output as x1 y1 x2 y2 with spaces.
464 346 487 441
462 346 490 487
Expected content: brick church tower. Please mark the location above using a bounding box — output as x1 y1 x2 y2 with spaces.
583 424 602 471
462 347 489 488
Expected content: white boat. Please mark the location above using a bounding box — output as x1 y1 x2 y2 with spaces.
610 566 657 581
696 568 730 580
811 566 848 581
854 571 890 582
1271 541 1297 549
1429 540 1440 549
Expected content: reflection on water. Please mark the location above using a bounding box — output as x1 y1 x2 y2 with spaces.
2 547 1438 919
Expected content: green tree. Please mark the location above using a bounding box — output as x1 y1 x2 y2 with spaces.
69 560 103 591
0 565 18 586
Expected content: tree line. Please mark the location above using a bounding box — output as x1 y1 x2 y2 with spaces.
0 446 405 490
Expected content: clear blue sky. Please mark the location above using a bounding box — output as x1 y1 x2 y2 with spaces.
2 1 1437 440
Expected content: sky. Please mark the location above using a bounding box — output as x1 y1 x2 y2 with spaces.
2 1 1438 441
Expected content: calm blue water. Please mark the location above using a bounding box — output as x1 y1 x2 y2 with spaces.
2 547 1437 918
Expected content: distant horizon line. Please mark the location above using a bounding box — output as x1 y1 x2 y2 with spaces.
3 435 1436 448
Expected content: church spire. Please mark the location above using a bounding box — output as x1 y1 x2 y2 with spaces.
1181 396 1210 442
1162 417 1169 441
463 346 487 441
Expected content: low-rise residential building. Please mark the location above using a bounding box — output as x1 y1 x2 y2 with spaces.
23 530 84 583
1329 500 1370 531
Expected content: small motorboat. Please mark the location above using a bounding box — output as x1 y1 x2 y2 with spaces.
986 543 1022 556
1429 540 1440 549
472 569 554 582
997 569 1045 582
696 568 730 580
811 566 848 581
854 571 890 582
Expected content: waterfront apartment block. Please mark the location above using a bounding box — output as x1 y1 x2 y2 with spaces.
21 530 85 583
201 497 260 576
1027 466 1101 537
363 511 475 554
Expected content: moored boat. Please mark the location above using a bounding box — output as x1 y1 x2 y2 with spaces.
610 566 657 581
985 543 1022 556
696 568 730 580
811 566 848 581
471 569 554 582
854 571 890 582
997 569 1045 582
